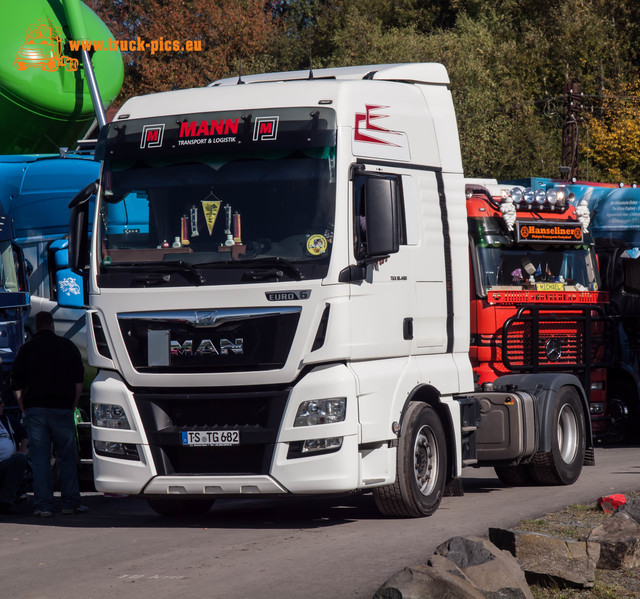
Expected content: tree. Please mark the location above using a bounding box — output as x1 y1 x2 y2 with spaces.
86 0 280 102
586 84 640 184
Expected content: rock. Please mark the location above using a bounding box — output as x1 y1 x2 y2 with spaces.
373 536 533 599
587 511 640 570
489 527 599 588
372 563 485 599
434 536 534 599
618 497 640 524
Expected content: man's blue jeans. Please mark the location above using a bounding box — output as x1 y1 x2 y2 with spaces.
24 408 81 511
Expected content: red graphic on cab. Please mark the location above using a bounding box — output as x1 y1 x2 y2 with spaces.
15 22 79 72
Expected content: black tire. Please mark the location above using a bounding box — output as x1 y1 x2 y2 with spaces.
606 379 639 443
494 464 533 486
147 498 215 517
373 402 447 518
529 386 586 485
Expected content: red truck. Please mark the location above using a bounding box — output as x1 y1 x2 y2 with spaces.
466 180 612 445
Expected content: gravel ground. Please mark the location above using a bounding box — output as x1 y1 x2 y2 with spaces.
514 491 640 599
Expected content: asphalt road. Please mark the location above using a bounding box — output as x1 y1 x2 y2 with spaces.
2 444 639 599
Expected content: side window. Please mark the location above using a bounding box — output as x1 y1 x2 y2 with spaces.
353 172 405 261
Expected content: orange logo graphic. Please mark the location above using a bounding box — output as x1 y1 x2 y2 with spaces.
15 21 78 72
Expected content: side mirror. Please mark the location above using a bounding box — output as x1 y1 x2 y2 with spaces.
68 180 97 273
354 174 401 264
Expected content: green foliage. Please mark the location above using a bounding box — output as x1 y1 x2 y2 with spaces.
87 0 639 180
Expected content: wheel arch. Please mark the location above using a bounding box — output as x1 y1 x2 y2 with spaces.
402 384 457 484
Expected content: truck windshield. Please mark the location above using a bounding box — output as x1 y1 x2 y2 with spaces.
469 218 600 296
97 147 336 287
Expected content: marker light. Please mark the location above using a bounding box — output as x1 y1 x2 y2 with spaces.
534 188 546 204
509 188 523 204
523 188 535 204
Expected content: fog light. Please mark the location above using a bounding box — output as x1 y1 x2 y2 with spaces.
92 403 131 429
589 402 605 415
303 437 342 453
294 398 346 426
94 440 140 460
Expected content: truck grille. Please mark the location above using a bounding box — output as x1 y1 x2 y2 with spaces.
119 307 301 373
134 386 290 475
501 306 613 375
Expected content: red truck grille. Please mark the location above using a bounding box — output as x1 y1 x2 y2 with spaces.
501 306 613 373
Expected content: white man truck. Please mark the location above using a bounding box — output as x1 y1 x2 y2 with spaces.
62 63 593 517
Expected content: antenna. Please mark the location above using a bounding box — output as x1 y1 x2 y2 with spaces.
308 46 314 80
237 59 245 85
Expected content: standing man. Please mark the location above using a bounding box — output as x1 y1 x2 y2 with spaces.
0 399 28 514
12 311 87 517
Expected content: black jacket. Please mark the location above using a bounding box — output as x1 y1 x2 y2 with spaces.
11 329 84 410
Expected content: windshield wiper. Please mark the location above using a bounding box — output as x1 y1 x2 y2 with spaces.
102 261 206 285
193 257 305 281
238 258 304 281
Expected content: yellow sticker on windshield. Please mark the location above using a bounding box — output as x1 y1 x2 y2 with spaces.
306 234 328 256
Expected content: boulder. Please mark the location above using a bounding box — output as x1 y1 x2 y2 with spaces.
489 528 599 588
372 562 485 599
618 497 640 524
373 536 533 599
587 511 640 570
434 536 534 599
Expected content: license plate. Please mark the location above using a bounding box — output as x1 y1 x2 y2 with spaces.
181 430 240 446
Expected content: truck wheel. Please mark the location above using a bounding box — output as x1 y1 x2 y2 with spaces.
373 402 447 518
529 386 585 485
147 498 215 517
494 465 533 486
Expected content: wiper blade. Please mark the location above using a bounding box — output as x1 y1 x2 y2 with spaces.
194 257 304 280
237 258 304 280
103 261 206 285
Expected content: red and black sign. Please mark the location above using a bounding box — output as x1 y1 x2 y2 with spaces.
516 221 583 244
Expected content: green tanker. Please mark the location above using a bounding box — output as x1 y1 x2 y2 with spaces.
0 0 123 153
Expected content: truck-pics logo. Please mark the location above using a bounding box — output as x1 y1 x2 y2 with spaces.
253 117 279 141
140 124 165 148
354 105 401 147
15 21 79 72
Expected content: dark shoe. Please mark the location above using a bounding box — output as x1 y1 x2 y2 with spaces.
0 501 19 515
62 504 89 515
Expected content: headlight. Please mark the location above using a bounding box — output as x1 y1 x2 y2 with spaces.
509 188 523 204
534 188 546 204
294 398 346 427
92 403 131 429
523 188 535 204
590 381 605 391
